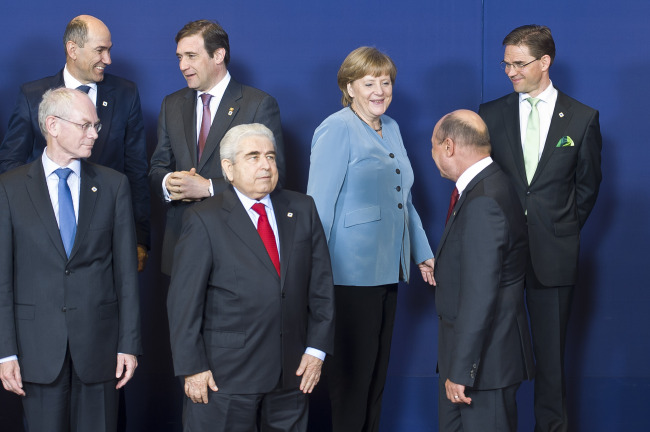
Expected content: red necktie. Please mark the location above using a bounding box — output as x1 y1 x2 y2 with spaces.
445 187 459 225
198 93 213 162
252 203 280 276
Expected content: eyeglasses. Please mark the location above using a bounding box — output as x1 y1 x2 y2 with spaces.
500 58 539 71
53 116 102 133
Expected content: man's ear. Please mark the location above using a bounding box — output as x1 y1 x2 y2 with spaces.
221 159 234 182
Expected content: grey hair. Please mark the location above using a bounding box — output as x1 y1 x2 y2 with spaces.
38 87 80 137
63 17 88 57
220 123 276 181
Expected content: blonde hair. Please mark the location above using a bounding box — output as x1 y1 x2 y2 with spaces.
337 47 397 107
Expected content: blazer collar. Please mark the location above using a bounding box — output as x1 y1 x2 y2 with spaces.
503 92 528 184
92 80 115 162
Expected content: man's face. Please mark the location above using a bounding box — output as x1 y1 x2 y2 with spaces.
223 135 278 200
68 22 112 84
176 35 222 92
51 93 99 160
503 44 546 97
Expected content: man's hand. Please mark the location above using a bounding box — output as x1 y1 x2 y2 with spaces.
418 258 436 286
165 168 211 201
0 360 25 396
295 353 323 394
137 245 148 272
115 354 138 389
445 378 472 405
184 370 218 404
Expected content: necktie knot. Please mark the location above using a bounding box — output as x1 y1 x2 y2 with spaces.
527 97 540 108
252 202 267 217
200 93 213 107
76 85 91 94
55 167 72 181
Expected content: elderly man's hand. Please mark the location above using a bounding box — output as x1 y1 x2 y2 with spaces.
184 370 218 403
0 360 25 396
295 354 323 394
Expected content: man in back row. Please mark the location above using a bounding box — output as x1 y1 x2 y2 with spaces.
0 15 151 271
479 25 602 431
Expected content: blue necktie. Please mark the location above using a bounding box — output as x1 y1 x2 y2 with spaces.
77 85 91 94
55 168 76 257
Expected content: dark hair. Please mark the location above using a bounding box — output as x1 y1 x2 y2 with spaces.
436 112 491 152
175 20 230 65
63 17 88 57
337 47 397 107
503 25 555 65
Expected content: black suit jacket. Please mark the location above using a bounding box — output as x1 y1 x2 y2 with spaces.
479 90 602 287
167 187 334 394
0 160 142 384
149 78 285 274
0 70 151 247
434 163 534 390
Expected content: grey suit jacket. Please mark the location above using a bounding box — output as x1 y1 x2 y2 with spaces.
0 160 142 384
434 162 534 390
167 187 334 394
149 78 285 274
479 90 602 286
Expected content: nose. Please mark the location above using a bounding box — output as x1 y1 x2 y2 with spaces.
179 57 188 71
102 51 112 66
506 66 518 77
88 124 99 139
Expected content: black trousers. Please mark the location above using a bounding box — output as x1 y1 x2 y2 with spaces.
525 266 574 432
22 348 119 432
326 284 398 432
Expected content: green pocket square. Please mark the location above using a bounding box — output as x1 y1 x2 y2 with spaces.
556 136 574 147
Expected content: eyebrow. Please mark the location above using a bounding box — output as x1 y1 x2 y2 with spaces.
244 150 276 157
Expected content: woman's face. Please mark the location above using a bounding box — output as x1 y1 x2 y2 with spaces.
347 74 393 121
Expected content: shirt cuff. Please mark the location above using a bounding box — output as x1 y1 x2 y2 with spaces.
0 355 17 363
304 347 326 361
208 179 214 197
162 173 172 202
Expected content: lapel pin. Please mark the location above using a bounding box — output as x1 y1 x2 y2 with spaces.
559 112 564 118
91 186 98 192
228 107 234 116
287 212 293 218
102 101 108 107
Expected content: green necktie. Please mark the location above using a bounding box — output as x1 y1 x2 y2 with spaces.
523 97 540 184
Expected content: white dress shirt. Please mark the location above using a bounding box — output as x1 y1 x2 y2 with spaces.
518 81 558 161
63 65 97 106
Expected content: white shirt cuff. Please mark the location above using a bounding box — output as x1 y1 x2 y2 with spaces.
305 347 326 361
0 355 17 363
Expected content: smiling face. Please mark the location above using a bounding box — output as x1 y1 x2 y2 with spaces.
66 18 112 84
503 44 550 97
176 34 225 92
347 74 393 123
222 135 278 200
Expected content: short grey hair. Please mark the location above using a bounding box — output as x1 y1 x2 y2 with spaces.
220 123 276 181
38 87 80 138
63 17 89 57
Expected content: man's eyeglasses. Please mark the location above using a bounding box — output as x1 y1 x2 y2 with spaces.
53 116 102 133
500 58 539 71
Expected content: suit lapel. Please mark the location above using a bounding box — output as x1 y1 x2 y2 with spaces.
92 82 115 163
271 191 296 288
198 80 242 172
223 188 280 279
502 93 528 185
25 161 68 260
68 162 99 261
531 91 573 184
182 91 198 166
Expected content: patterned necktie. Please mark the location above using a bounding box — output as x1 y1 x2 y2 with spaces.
252 203 280 276
445 187 459 225
76 85 91 94
524 97 541 184
55 168 76 257
198 93 213 162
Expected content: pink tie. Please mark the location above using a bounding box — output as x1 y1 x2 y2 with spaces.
445 187 459 225
252 203 280 276
198 93 213 162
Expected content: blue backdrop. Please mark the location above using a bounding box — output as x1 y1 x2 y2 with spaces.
1 1 648 430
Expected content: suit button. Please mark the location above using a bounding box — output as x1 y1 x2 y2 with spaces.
397 203 403 209
61 307 67 312
526 191 531 196
282 292 286 299
65 270 71 275
395 168 400 174
389 153 395 158
396 186 401 192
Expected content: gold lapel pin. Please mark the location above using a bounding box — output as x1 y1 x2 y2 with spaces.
102 101 108 107
559 112 564 118
287 212 293 218
91 187 98 192
228 107 234 116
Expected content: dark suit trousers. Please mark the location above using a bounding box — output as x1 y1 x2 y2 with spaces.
438 380 520 432
183 386 308 432
326 284 398 432
22 348 119 432
525 264 574 432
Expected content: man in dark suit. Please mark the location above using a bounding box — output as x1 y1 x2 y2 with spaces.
0 88 142 432
0 15 150 271
431 110 535 432
167 123 333 431
478 25 602 432
149 19 285 275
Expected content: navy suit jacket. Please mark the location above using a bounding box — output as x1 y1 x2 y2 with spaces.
434 163 534 390
479 90 602 286
0 160 142 384
167 187 334 394
149 78 285 274
0 70 151 247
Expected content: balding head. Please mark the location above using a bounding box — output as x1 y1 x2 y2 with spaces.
64 15 112 83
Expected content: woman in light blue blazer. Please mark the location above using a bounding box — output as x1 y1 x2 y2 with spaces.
307 47 435 432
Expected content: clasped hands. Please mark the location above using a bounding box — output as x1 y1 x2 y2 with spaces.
166 168 211 202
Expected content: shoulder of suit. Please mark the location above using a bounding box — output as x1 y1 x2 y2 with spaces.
555 89 598 113
237 80 275 101
479 92 517 109
81 160 128 183
19 72 61 95
99 73 139 91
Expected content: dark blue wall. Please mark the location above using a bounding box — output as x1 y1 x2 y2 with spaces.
1 1 648 430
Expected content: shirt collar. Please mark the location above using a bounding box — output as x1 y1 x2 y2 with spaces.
42 148 81 177
519 80 557 105
456 156 493 196
233 186 272 211
63 65 98 93
198 71 231 99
